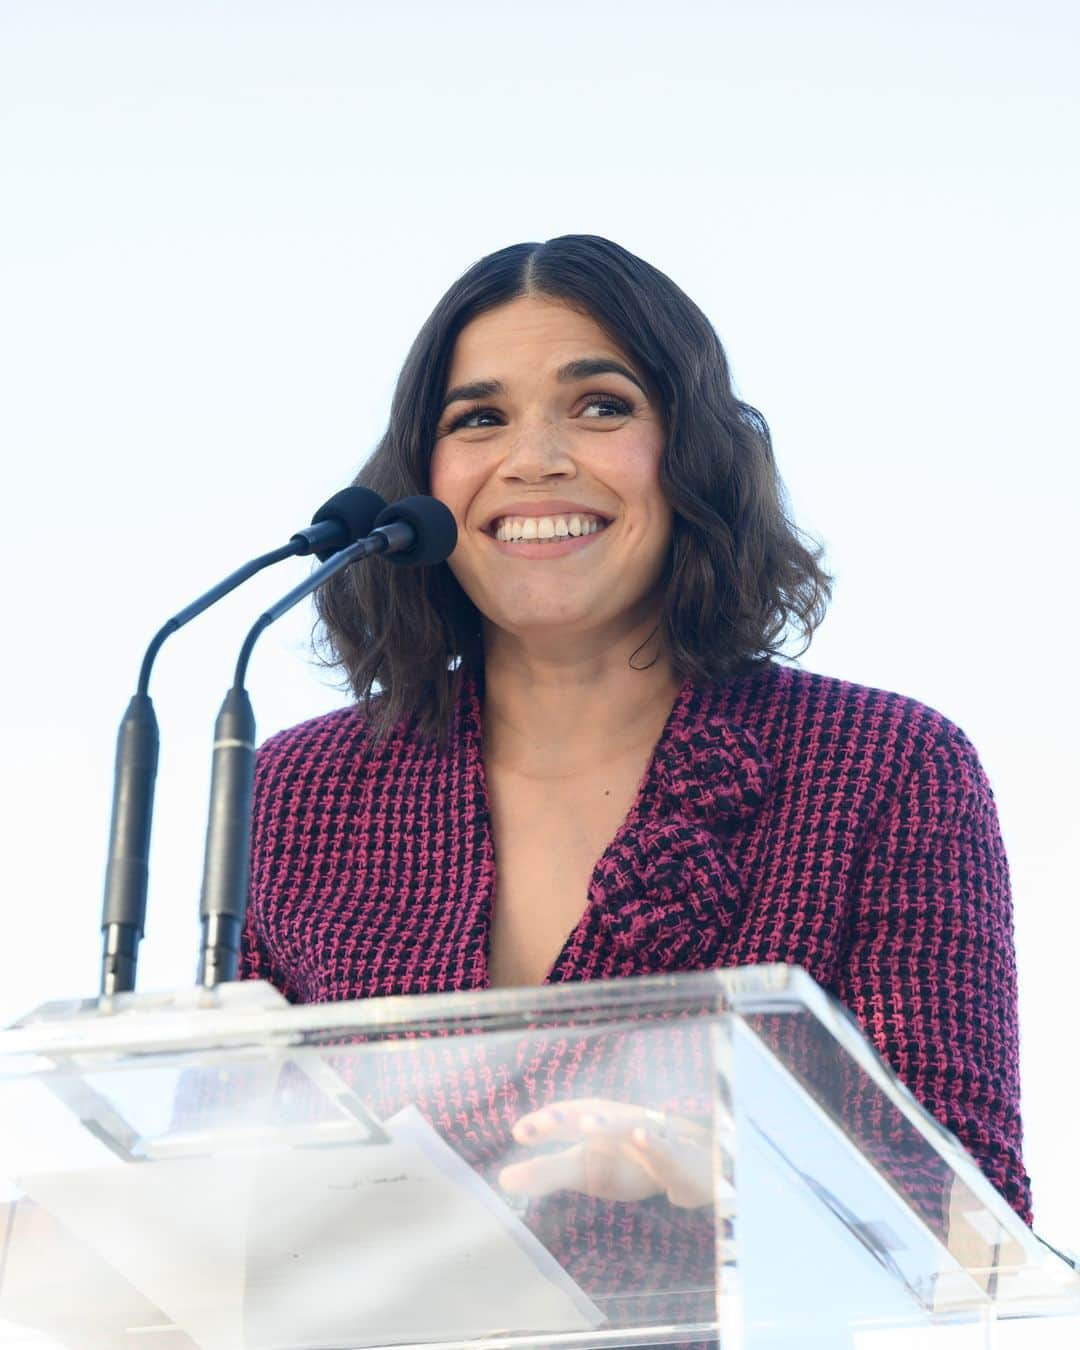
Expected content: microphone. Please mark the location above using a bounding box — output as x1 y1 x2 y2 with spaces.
292 487 389 562
99 486 386 998
367 494 461 566
197 495 457 987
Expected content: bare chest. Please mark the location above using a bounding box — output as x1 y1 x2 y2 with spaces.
484 760 647 988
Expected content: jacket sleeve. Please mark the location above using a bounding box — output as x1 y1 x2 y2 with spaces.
834 717 1032 1223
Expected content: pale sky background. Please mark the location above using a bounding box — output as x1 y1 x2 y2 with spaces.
1 0 1078 1332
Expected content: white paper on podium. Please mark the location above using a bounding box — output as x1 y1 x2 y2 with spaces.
242 1106 605 1348
5 1088 605 1350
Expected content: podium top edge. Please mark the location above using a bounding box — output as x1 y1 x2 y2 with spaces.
0 964 816 1059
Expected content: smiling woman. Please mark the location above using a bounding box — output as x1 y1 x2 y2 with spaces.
241 237 1030 1250
316 235 830 739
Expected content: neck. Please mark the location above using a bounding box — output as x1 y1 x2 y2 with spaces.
481 620 682 777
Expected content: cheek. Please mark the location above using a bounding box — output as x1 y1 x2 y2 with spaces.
428 447 450 502
596 440 669 530
428 449 473 528
429 450 485 588
625 465 673 569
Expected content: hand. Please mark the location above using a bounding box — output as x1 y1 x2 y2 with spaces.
499 1097 722 1209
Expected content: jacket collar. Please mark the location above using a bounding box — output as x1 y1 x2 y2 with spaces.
650 677 770 828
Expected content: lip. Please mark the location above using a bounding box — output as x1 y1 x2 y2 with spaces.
481 499 613 534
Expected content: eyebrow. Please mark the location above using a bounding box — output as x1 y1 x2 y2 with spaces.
441 357 647 411
442 378 506 409
556 358 646 394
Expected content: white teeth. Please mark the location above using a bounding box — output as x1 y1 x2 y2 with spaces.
493 513 606 542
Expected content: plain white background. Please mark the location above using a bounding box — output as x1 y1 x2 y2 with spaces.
1 0 1077 1297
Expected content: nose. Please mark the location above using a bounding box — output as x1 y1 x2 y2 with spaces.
497 414 576 483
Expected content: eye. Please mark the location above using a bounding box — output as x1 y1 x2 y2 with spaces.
578 394 633 419
445 404 504 432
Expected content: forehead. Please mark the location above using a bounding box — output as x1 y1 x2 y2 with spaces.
447 295 631 379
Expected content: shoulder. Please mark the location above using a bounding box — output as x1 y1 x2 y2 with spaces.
716 660 977 748
709 662 992 809
253 694 465 796
254 704 371 780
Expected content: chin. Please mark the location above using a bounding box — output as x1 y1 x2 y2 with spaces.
494 606 596 636
485 597 655 650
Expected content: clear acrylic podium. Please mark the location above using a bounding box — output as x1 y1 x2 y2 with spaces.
1 965 1076 1349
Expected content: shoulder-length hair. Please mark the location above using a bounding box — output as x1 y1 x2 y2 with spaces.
317 234 831 739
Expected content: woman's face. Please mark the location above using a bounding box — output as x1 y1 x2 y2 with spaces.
430 295 671 649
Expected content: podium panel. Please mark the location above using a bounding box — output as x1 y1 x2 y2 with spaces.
0 967 1076 1349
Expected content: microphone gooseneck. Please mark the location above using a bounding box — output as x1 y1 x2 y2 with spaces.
197 495 457 986
100 485 386 997
231 496 458 691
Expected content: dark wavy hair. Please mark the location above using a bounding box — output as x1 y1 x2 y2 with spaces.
317 234 831 739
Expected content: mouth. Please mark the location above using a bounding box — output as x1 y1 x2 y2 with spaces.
486 511 611 543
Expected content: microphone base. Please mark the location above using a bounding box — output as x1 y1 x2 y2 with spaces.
198 913 243 988
100 922 140 996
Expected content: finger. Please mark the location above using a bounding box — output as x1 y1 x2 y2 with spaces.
627 1127 718 1210
530 1106 666 1149
499 1145 589 1198
501 1144 661 1203
511 1099 625 1145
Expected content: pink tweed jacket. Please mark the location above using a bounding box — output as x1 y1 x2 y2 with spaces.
241 660 1031 1223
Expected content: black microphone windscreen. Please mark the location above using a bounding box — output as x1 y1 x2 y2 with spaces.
310 487 387 560
375 496 458 566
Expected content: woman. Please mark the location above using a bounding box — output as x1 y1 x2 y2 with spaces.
242 236 1030 1254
